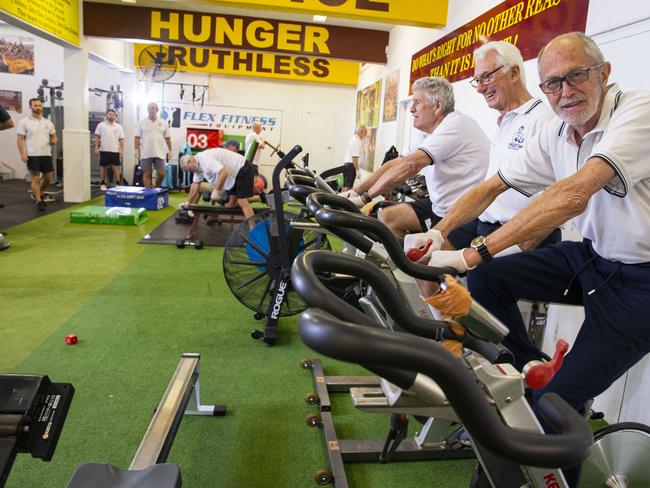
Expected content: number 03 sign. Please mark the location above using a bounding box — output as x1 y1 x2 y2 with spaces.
186 128 224 151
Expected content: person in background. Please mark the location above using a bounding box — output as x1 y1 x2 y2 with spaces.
16 98 56 211
346 77 490 239
245 122 266 165
342 125 367 190
134 102 172 188
94 109 125 191
179 148 255 231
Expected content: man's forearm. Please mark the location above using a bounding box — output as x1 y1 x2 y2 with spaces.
188 183 200 203
165 138 172 153
214 170 229 191
353 156 400 193
367 160 420 198
17 137 26 157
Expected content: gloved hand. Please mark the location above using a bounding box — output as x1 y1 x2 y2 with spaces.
403 229 444 262
339 189 359 199
349 195 365 208
211 189 226 202
428 249 475 273
178 201 190 209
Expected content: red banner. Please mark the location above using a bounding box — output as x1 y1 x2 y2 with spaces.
186 128 223 152
409 0 589 89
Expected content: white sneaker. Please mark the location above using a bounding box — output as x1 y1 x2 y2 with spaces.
100 183 107 191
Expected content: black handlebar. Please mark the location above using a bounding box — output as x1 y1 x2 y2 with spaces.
298 308 593 469
305 192 361 215
315 209 456 280
288 185 321 206
291 250 447 337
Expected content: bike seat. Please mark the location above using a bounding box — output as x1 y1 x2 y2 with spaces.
66 463 181 488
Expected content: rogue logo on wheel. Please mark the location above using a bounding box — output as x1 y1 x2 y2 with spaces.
270 280 288 319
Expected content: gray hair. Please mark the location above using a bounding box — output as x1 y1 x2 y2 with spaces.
474 41 526 85
179 155 192 170
356 125 367 135
537 32 605 72
411 77 455 114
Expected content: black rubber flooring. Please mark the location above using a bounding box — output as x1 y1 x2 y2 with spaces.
0 179 101 232
139 209 240 247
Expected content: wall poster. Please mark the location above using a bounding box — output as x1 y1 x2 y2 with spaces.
0 35 34 75
383 69 399 122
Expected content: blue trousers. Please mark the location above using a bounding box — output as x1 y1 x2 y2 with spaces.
468 240 650 486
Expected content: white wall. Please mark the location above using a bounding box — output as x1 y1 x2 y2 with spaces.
356 0 650 424
0 23 63 180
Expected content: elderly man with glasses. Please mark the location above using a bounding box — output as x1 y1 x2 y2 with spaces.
421 32 650 487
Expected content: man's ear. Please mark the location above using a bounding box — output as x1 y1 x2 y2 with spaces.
599 61 612 86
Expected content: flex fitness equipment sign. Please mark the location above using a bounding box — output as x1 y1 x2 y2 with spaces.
83 2 388 63
409 0 589 88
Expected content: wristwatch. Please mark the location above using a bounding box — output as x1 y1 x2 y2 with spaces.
470 235 492 263
360 191 372 204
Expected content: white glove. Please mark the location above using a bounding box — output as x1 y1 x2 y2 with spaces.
428 249 475 273
349 195 365 208
178 201 189 209
495 244 523 257
339 189 359 199
211 189 226 201
403 229 444 261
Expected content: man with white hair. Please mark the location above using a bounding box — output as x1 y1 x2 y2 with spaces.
179 148 255 224
412 41 557 257
423 31 650 487
347 76 491 239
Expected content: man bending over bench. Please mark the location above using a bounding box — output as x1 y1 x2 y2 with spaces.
179 148 255 223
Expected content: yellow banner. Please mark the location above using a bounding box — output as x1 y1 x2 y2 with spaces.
0 0 79 45
134 44 359 86
202 0 448 28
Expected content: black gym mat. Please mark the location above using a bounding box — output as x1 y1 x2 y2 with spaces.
138 209 240 247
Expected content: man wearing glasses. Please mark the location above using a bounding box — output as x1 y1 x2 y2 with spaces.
425 32 650 487
409 40 556 258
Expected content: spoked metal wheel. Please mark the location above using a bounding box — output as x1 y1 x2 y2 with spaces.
222 210 329 317
579 422 650 487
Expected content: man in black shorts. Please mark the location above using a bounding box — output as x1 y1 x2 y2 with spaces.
94 109 125 190
179 147 255 224
16 98 56 211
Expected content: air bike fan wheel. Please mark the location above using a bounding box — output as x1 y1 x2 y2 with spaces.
223 209 330 319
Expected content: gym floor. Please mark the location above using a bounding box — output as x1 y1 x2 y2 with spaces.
2 185 476 487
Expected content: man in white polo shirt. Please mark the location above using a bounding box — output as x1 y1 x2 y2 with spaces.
179 147 255 227
342 125 367 190
16 98 56 211
347 76 490 239
424 32 650 487
94 109 125 191
134 102 172 188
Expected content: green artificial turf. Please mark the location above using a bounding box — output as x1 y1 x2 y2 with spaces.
2 193 475 487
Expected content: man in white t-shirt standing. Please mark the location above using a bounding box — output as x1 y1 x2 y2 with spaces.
134 102 171 188
179 148 255 230
16 98 57 211
245 122 266 166
94 109 125 191
342 125 367 190
347 77 490 239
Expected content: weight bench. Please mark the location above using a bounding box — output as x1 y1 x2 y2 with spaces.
66 353 224 488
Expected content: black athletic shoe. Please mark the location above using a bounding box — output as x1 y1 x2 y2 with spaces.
37 200 46 211
259 191 268 205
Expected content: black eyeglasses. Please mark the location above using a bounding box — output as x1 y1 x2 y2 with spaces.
539 63 604 94
470 65 504 88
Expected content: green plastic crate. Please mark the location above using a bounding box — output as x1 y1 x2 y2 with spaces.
70 206 148 225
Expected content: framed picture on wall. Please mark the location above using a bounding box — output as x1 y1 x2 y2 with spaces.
0 90 22 112
0 35 35 75
355 79 381 129
383 70 399 122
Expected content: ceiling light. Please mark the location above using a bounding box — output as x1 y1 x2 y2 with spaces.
121 0 137 4
312 15 327 22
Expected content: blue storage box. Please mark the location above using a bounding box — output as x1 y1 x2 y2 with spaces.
105 186 168 210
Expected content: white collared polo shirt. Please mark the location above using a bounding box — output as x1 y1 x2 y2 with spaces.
16 115 55 156
480 98 555 224
194 148 246 190
499 84 650 263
